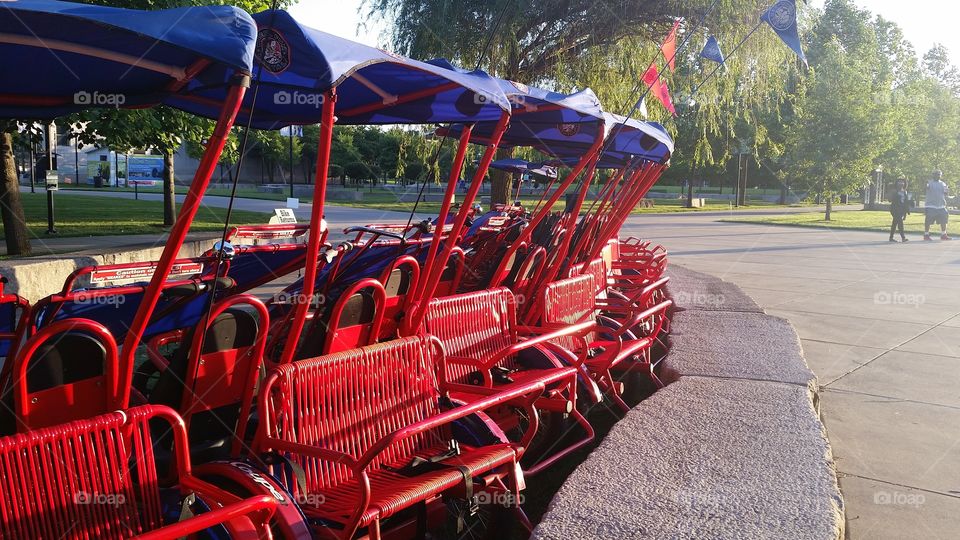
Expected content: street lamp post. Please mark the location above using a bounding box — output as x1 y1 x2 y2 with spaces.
45 121 57 234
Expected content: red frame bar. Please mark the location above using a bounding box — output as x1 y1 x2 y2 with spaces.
278 90 336 365
403 112 510 333
118 77 249 407
487 133 605 289
411 124 473 303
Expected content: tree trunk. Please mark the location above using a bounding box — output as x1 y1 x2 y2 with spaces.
162 151 175 227
489 147 514 206
825 197 833 221
0 131 30 256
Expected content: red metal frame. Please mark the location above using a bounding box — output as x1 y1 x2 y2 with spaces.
118 79 249 408
424 288 596 474
12 318 121 432
0 405 275 539
410 124 473 303
279 89 336 366
404 112 510 334
487 135 605 290
377 255 420 341
540 274 672 412
256 335 542 540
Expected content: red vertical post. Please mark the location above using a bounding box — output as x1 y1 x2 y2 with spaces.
402 113 509 335
279 90 337 365
411 124 473 303
118 77 249 407
487 134 604 288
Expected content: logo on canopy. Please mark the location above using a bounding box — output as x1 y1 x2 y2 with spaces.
256 29 291 74
767 0 796 32
558 123 580 137
510 81 530 94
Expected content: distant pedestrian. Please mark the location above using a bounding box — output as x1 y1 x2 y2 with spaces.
889 178 910 243
924 170 951 241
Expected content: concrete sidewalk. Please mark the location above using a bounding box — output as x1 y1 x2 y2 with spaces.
621 210 960 539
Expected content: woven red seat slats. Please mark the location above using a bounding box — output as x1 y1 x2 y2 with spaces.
425 288 521 383
258 335 532 538
0 405 275 539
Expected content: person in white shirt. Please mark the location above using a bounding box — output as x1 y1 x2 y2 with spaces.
924 171 951 241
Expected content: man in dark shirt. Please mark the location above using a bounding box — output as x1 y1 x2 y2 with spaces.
889 178 910 243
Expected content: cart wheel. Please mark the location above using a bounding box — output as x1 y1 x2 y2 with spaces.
515 409 565 471
434 496 513 540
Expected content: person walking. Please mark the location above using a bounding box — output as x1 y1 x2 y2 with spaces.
889 178 910 242
924 171 951 241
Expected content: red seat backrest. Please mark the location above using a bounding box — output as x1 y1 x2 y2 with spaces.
179 294 268 452
261 336 446 493
12 319 121 432
378 256 420 341
0 406 179 538
541 274 598 350
424 288 519 383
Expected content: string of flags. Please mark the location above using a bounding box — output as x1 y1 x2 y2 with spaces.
639 0 807 117
761 0 807 67
700 35 725 65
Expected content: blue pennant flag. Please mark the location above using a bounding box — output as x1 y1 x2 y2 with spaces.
700 35 725 64
761 0 808 67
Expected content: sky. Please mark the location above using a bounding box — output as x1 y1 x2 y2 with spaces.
289 0 960 67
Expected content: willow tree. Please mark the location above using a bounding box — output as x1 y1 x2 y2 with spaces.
365 0 802 204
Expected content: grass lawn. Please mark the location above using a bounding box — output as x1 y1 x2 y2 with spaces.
722 210 960 236
59 185 296 202
327 189 795 215
15 193 272 238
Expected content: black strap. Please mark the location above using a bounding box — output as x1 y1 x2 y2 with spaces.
262 451 308 499
386 440 477 530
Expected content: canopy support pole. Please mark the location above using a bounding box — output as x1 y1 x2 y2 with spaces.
118 74 249 407
279 89 336 365
403 112 509 334
487 133 604 289
410 124 473 304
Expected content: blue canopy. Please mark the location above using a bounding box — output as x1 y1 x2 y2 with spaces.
490 158 558 179
549 113 673 168
435 66 605 157
600 113 674 166
174 10 510 129
0 0 257 119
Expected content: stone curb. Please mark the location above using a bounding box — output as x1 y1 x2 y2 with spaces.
532 264 844 539
0 236 217 303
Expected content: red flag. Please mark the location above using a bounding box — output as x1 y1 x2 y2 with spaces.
660 19 681 72
642 66 677 116
656 80 677 116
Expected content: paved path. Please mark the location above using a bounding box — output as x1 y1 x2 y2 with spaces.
621 208 960 540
